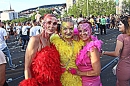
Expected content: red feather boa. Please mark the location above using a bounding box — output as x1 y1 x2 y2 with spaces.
19 45 62 86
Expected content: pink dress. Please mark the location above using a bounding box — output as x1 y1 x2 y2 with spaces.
76 36 103 86
116 34 130 86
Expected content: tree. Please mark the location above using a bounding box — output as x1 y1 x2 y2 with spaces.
122 0 130 14
67 0 116 17
39 8 52 16
19 17 28 23
31 13 36 21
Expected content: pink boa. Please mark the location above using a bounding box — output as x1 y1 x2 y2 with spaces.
76 36 103 65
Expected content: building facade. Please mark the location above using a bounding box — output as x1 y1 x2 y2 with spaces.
1 10 18 21
66 0 78 12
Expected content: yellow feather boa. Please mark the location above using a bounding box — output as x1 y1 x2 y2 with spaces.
50 34 84 86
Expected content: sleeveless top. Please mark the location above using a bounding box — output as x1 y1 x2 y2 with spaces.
76 36 103 82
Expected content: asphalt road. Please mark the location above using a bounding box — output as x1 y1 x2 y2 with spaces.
5 28 120 86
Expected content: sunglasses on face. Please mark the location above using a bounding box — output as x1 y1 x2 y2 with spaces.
46 21 57 26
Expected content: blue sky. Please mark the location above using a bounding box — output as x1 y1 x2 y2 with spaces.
0 0 66 12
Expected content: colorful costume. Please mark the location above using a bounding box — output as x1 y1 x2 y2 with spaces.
19 44 62 86
50 34 84 86
76 36 103 86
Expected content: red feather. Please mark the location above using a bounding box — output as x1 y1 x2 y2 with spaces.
19 45 62 86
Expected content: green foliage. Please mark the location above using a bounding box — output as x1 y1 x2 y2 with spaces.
19 17 28 22
62 10 68 17
39 8 52 16
68 0 116 17
31 13 36 21
122 0 130 14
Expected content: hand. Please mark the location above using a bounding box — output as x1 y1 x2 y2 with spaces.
60 63 65 67
100 49 105 56
61 68 66 73
61 63 67 73
68 68 77 75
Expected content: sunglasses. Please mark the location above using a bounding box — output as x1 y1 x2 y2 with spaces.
120 16 130 26
46 21 57 26
120 16 128 20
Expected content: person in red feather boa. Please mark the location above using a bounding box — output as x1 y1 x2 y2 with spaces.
19 14 62 86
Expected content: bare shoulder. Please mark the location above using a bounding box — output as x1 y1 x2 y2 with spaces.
29 36 39 45
90 47 100 59
27 36 40 50
90 46 99 52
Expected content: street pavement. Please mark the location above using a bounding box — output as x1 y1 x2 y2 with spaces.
5 28 120 86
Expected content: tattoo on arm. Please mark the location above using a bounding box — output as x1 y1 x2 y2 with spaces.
119 48 123 56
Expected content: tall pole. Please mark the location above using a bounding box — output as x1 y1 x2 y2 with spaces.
87 0 89 17
116 0 119 15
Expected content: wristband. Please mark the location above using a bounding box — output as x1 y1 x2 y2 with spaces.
102 51 105 55
69 68 77 75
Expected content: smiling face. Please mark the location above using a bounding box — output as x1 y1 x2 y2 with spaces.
78 23 92 41
118 21 125 33
61 22 74 39
44 15 57 35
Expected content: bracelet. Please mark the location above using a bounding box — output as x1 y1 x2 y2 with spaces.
102 51 105 55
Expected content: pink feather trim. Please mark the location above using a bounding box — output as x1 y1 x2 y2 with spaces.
76 36 103 65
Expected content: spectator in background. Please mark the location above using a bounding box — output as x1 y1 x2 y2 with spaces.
102 16 130 86
89 15 95 34
21 22 31 51
77 14 84 23
16 23 22 46
13 23 17 40
0 50 8 86
35 11 41 23
111 16 116 29
95 16 100 34
106 16 110 29
29 20 42 37
5 23 10 38
0 21 16 69
100 16 106 35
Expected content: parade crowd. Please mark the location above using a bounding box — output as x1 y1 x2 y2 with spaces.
0 13 130 86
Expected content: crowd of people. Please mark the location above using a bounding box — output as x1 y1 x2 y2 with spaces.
0 13 130 86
